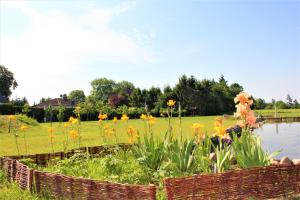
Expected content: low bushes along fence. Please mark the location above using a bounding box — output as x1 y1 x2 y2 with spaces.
7 144 133 166
1 144 300 200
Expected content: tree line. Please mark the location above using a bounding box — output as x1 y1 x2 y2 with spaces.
1 65 299 121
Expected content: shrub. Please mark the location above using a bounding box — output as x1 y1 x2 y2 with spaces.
44 151 152 185
232 130 280 168
166 139 197 174
0 103 22 115
132 134 166 171
16 114 39 126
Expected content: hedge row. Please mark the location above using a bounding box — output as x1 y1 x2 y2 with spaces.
0 104 187 122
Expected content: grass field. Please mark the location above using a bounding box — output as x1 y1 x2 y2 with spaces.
254 109 300 117
0 170 49 200
1 109 299 156
0 115 236 156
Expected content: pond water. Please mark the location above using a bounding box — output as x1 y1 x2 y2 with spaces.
254 122 300 159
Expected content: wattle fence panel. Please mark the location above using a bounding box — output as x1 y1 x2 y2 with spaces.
33 170 156 200
1 144 300 200
164 165 300 200
14 160 33 191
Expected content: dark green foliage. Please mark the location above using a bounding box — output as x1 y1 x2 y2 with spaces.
28 108 45 122
0 103 23 115
22 103 31 115
166 139 197 173
232 131 280 168
91 78 117 102
253 98 266 109
44 151 152 185
68 90 85 103
56 105 66 123
275 101 288 109
10 97 28 106
172 75 243 115
0 65 18 102
132 134 166 171
89 74 243 117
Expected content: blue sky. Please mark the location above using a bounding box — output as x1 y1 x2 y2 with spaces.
0 0 299 104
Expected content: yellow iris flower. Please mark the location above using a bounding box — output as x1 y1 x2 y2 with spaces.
167 99 176 107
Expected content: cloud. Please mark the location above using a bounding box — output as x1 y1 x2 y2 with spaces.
0 1 157 103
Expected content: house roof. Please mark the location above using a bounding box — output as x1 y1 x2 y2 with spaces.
34 98 75 109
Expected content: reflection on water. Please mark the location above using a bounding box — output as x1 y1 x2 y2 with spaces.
254 122 300 159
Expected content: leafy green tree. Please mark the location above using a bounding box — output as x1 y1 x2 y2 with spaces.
0 65 18 102
91 78 116 102
56 105 66 123
286 94 293 108
156 85 176 110
11 97 28 106
81 96 98 120
68 90 86 103
146 87 162 109
293 99 299 108
22 103 31 115
45 105 54 123
115 81 135 97
275 101 287 109
229 83 243 97
253 98 266 109
174 75 202 114
129 88 144 107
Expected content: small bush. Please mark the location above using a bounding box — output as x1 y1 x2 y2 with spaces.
16 114 39 126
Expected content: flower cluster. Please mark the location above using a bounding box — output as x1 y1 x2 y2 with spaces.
234 92 257 128
20 125 28 131
69 130 78 139
140 114 156 125
167 99 176 107
192 123 205 143
214 117 229 139
69 116 79 124
113 117 118 124
67 116 81 148
127 127 139 144
103 124 114 137
98 114 108 121
8 115 16 121
121 114 129 121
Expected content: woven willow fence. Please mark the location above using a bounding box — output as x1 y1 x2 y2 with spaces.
164 165 300 200
1 144 300 199
0 144 156 200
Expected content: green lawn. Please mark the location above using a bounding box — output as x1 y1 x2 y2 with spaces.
0 116 236 156
254 109 300 117
1 109 300 156
0 170 50 200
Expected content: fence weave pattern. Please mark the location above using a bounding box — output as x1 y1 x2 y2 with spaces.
34 170 156 200
14 160 33 191
164 165 300 200
2 144 300 199
0 144 156 200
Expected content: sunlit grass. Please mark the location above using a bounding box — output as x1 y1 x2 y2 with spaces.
254 109 300 117
0 116 236 156
0 170 50 200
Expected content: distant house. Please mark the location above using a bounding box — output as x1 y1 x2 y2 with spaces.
34 97 76 110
